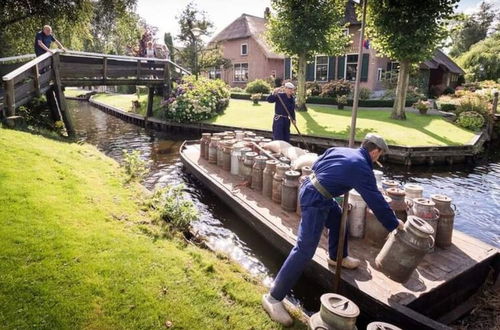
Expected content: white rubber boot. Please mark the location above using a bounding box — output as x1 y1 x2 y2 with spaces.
328 256 360 269
261 294 293 326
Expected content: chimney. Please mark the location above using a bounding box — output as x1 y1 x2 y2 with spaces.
264 7 270 20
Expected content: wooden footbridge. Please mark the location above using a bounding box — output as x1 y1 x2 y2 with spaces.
0 50 190 136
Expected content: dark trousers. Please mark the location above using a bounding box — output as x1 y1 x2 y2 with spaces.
272 116 290 142
270 193 347 301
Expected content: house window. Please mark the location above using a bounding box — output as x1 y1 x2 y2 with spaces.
345 54 358 81
241 43 248 56
208 67 221 80
315 56 329 81
389 61 400 72
233 63 248 82
377 68 383 81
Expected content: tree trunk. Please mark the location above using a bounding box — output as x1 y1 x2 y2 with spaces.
296 52 307 112
391 60 410 120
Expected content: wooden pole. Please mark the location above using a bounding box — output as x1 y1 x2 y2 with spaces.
103 56 108 82
493 91 498 114
4 79 15 117
33 64 41 97
146 86 154 118
52 52 75 137
164 62 171 98
333 0 368 293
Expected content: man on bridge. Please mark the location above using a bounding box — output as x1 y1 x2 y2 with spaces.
34 25 67 57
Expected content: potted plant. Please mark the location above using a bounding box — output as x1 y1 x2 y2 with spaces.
413 100 429 115
337 95 348 110
251 93 262 105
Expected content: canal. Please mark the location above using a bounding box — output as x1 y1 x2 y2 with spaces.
70 100 500 314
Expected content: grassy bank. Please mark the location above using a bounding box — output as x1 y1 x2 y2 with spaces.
0 128 303 329
92 93 163 117
205 100 475 147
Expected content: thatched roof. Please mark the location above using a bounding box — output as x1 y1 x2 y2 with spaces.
421 50 465 75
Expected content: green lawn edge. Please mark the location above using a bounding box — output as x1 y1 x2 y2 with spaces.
0 128 304 329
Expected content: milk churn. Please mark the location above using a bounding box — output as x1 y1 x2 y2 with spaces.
222 141 234 171
230 143 243 176
365 195 392 248
373 170 383 187
234 130 244 141
238 147 252 179
263 160 279 199
375 215 434 283
297 166 313 216
308 293 360 330
410 198 439 243
366 322 402 330
431 194 455 248
242 152 257 183
272 163 290 204
281 170 300 212
245 131 256 139
348 190 367 239
208 136 220 164
279 157 291 165
386 188 407 221
404 183 423 201
381 179 399 191
200 133 211 160
217 139 225 168
251 155 268 191
261 138 272 144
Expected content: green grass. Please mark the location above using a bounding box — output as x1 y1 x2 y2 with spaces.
63 88 88 98
93 93 164 118
0 128 304 329
205 99 475 146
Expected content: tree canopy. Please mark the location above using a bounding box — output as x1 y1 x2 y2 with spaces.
456 32 500 81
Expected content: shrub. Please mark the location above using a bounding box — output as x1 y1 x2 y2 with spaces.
455 94 489 116
163 76 230 123
463 82 480 92
231 87 245 93
439 103 457 112
413 100 430 115
321 80 352 98
250 93 262 104
359 87 371 100
442 86 455 95
456 111 485 131
306 82 322 96
337 95 348 105
122 149 150 182
245 79 271 94
274 77 283 88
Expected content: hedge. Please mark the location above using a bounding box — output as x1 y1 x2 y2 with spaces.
438 103 457 112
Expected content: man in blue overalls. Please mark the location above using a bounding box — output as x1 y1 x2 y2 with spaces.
267 82 296 142
34 25 67 57
262 133 404 326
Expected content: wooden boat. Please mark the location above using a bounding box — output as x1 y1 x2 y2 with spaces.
180 140 499 329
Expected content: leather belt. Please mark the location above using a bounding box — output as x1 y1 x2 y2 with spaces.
309 172 333 199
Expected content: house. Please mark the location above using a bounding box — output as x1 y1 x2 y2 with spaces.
208 11 284 86
209 1 464 96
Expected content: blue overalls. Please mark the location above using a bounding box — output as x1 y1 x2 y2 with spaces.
267 93 295 142
270 147 399 301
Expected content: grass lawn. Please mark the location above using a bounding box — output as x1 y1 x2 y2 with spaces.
205 99 476 146
63 88 88 98
93 93 164 118
0 128 304 329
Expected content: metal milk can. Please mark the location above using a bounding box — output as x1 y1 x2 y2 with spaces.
364 195 392 248
348 190 367 239
208 137 220 164
404 183 423 201
216 138 225 168
373 169 383 187
279 157 291 165
296 166 312 216
251 155 268 191
410 198 439 244
272 163 290 204
230 143 243 175
386 187 407 221
234 130 244 141
431 194 455 248
375 215 434 283
367 322 402 330
238 147 252 179
242 152 257 184
281 170 300 212
263 160 279 199
222 141 234 172
200 133 211 160
381 179 399 191
308 293 360 330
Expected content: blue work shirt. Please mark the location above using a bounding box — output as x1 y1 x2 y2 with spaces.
34 31 56 56
267 93 296 120
303 147 399 231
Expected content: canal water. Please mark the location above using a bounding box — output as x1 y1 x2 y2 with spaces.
70 101 500 313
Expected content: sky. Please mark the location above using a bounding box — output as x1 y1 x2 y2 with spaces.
136 0 500 46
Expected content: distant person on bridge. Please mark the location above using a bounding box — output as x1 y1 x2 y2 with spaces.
267 82 296 143
34 25 67 57
261 133 404 326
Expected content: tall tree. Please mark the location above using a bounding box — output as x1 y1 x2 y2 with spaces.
365 0 459 120
176 2 214 75
456 32 500 81
164 32 174 61
267 0 348 111
449 2 498 58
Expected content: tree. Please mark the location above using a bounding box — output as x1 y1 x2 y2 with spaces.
176 2 214 75
365 0 459 120
456 32 500 81
164 32 174 61
266 0 348 111
198 45 232 72
449 2 498 58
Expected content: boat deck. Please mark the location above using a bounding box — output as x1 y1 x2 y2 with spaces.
182 142 498 324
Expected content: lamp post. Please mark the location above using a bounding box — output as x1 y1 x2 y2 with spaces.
191 27 202 79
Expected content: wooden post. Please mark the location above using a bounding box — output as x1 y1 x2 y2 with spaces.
4 79 15 117
52 53 75 137
164 62 171 98
146 86 154 118
493 91 498 114
103 56 108 82
136 60 141 81
33 64 41 96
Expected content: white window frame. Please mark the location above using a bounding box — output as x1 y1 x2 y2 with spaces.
345 53 358 81
240 43 248 56
377 68 383 81
343 28 350 36
233 63 248 82
314 55 329 82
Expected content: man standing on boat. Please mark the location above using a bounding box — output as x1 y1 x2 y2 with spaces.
262 133 404 326
267 82 296 142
